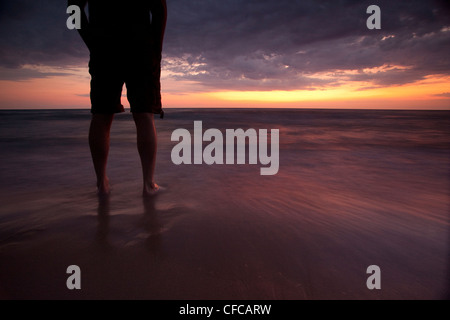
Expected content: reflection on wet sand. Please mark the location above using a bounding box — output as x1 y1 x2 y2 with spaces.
96 195 110 247
94 194 164 254
142 196 163 253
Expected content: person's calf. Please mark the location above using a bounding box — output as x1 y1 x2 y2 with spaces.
89 113 114 195
133 112 158 196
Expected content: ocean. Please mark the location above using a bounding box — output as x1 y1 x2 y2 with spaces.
0 108 449 299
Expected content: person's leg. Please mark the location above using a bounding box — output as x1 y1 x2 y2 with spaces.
132 112 159 196
89 113 114 195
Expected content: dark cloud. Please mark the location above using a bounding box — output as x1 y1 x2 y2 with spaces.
163 0 450 90
434 92 450 98
0 0 449 91
0 66 72 81
0 0 87 69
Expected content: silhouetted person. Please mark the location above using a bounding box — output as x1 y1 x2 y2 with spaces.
69 0 167 196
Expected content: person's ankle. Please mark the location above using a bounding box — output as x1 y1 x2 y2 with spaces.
143 182 160 197
97 177 110 195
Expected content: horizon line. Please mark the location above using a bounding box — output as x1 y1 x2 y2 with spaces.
1 106 449 112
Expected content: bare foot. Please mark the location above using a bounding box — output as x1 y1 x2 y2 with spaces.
143 182 161 198
97 177 111 196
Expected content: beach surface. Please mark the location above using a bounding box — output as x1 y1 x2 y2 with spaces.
0 108 449 299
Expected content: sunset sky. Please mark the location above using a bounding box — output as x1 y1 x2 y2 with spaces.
0 0 449 110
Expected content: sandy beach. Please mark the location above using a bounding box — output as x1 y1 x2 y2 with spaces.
0 109 449 300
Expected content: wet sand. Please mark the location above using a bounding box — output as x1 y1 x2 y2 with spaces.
0 109 449 299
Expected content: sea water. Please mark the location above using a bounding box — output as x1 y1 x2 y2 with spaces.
0 108 449 299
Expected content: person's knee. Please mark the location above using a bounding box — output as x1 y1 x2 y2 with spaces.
90 114 114 134
132 112 154 125
92 113 114 123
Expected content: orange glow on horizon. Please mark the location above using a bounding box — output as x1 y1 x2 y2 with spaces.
0 69 449 110
206 75 450 104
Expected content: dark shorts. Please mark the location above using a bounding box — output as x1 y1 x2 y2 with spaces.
88 39 163 116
